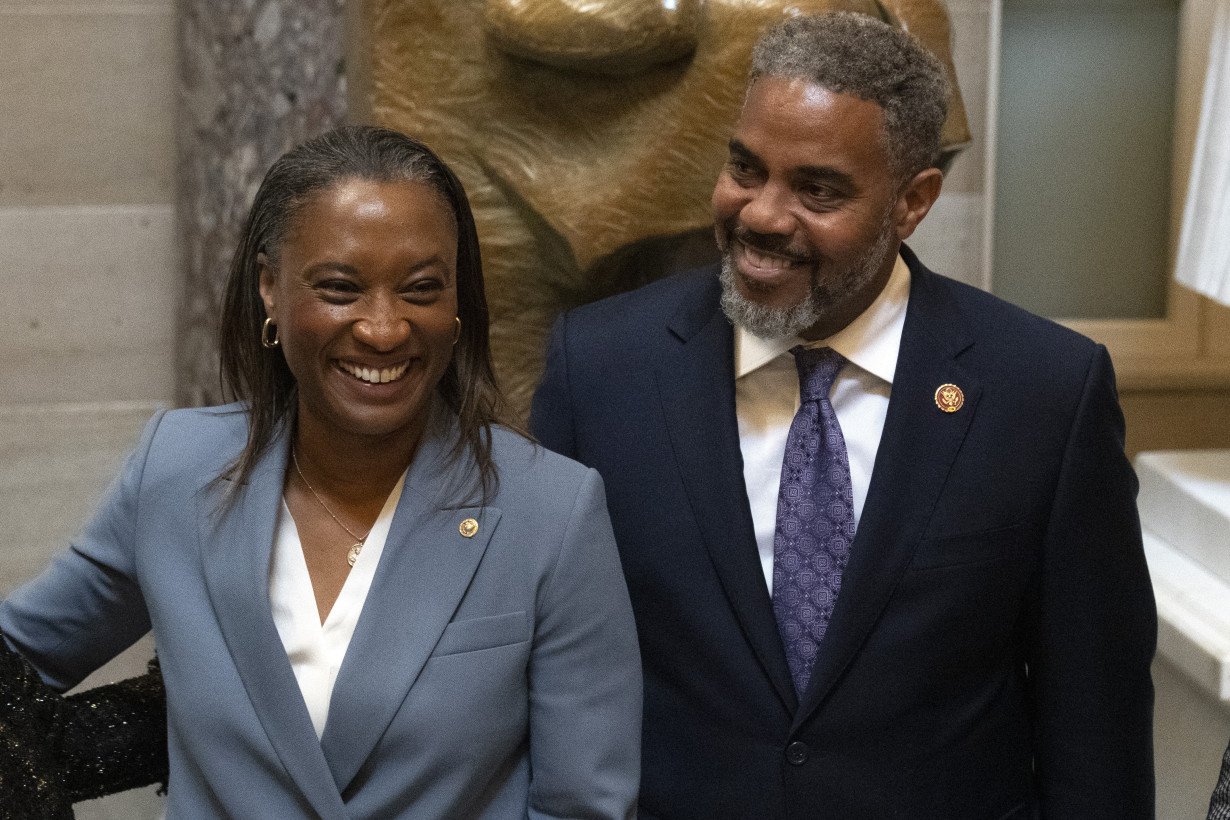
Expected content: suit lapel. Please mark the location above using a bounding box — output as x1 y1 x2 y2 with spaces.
320 417 499 793
655 272 798 713
795 257 982 726
197 427 347 818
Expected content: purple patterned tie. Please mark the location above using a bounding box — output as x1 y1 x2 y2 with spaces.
773 346 856 697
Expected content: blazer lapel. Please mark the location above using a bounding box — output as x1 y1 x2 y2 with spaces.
197 428 348 818
319 417 500 793
655 272 798 713
795 258 983 727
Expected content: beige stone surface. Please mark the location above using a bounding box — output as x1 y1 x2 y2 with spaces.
906 191 987 288
1209 298 1230 358
1121 388 1230 459
0 402 162 594
0 5 175 206
0 205 177 403
1154 657 1230 820
5 1 169 6
941 0 992 195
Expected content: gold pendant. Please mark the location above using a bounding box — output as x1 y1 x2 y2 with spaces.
347 543 363 567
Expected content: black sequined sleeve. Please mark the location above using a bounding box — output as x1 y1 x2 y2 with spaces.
0 634 168 818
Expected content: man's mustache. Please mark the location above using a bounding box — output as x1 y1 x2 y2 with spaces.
727 225 818 264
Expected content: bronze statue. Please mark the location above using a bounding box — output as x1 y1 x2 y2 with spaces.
351 0 970 415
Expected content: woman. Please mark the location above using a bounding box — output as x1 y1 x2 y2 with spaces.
0 126 641 818
1212 736 1230 820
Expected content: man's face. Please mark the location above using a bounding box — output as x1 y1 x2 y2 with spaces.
712 77 905 341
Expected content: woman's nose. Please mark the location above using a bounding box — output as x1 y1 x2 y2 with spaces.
352 298 412 350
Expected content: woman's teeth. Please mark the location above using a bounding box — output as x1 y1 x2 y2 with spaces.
341 361 408 384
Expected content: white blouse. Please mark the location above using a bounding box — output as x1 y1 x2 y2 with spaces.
735 254 909 595
269 473 406 738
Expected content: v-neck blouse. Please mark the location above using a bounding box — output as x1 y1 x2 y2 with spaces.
269 473 406 738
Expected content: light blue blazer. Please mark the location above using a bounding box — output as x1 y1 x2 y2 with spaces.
1 403 641 819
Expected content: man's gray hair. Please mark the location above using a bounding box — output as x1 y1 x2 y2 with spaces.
749 12 950 180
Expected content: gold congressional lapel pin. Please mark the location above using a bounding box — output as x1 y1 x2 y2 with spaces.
459 518 479 538
934 384 964 413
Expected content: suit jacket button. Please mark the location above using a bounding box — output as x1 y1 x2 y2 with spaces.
785 741 809 766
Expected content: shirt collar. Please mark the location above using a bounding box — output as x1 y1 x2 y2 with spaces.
735 252 910 384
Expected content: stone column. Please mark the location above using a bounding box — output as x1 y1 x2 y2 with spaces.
175 0 347 407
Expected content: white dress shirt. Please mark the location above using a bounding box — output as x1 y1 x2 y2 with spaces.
736 254 910 594
269 472 406 738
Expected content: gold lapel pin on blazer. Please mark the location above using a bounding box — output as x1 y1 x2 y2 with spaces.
934 384 964 413
459 518 479 537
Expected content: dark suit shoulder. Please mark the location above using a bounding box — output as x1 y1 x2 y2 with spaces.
560 266 722 351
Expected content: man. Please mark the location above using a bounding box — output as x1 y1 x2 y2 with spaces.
531 12 1156 820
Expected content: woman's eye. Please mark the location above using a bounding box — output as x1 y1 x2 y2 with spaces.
404 278 444 299
316 280 360 300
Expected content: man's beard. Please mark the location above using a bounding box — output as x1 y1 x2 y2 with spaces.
719 216 896 340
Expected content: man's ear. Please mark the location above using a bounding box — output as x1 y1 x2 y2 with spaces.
257 252 278 322
893 167 944 242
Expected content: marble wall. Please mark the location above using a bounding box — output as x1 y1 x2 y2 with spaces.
175 0 346 407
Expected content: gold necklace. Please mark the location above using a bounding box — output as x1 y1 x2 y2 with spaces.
291 449 370 567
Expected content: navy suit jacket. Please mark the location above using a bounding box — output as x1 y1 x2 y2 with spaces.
531 247 1156 820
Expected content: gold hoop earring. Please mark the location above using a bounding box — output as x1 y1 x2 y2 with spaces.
261 318 280 349
452 316 461 345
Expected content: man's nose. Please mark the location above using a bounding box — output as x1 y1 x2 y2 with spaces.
737 183 795 238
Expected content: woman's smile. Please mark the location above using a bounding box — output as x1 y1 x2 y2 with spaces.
336 359 411 385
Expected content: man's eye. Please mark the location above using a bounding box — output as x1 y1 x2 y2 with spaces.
726 160 762 188
801 186 841 207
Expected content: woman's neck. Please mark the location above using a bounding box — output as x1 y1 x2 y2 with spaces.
291 412 429 506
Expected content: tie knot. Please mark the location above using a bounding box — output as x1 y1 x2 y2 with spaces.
791 346 845 403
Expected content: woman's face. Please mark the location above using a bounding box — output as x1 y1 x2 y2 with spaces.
259 177 460 446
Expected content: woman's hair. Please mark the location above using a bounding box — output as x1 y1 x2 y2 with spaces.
217 125 512 501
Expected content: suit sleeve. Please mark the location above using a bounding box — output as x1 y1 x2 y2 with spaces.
531 312 579 459
0 411 165 691
527 467 641 820
1027 345 1156 818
